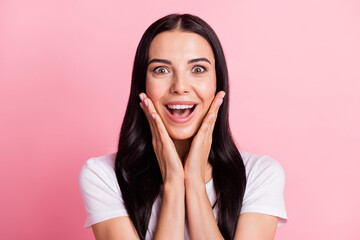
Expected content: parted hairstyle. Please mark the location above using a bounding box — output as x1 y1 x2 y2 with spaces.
115 13 246 240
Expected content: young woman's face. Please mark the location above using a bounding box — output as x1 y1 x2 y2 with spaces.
146 30 217 140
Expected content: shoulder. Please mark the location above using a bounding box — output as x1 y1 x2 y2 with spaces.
239 150 285 183
238 150 288 226
78 152 120 197
79 152 117 176
79 152 117 186
78 152 129 228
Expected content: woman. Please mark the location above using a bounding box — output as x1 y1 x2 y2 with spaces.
79 13 287 240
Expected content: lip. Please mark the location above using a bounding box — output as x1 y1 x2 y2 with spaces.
165 101 198 105
163 101 198 124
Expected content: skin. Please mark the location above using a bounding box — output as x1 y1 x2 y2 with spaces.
91 30 278 240
145 30 217 183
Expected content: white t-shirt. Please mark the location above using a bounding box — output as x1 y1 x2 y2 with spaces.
78 150 288 239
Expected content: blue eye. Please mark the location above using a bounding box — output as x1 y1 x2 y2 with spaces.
192 66 206 73
153 66 169 74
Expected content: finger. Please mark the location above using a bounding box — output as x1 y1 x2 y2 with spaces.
140 93 172 144
208 91 225 136
139 93 160 143
197 91 226 136
152 112 173 144
140 93 169 147
139 97 156 133
140 101 156 137
209 91 225 119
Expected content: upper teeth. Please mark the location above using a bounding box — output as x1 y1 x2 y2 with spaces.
167 105 194 109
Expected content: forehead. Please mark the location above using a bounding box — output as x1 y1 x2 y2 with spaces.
148 30 215 64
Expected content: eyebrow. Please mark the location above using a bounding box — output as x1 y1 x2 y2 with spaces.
148 57 211 66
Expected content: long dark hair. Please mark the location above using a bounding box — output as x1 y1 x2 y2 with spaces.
115 13 246 240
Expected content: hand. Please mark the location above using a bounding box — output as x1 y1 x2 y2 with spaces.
139 93 184 184
183 91 226 185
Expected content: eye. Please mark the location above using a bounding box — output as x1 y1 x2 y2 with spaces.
192 65 206 73
153 66 169 74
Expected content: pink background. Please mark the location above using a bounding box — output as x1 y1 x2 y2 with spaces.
1 0 359 239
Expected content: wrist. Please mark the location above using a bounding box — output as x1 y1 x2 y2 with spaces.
162 180 185 204
184 175 205 190
163 175 185 190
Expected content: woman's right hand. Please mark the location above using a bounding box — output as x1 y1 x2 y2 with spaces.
139 93 184 184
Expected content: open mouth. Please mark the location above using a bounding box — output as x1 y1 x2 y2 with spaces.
163 103 198 123
165 104 197 118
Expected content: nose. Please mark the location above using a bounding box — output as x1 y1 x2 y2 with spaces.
170 72 190 95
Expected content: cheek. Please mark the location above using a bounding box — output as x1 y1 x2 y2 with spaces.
146 78 166 107
195 80 217 107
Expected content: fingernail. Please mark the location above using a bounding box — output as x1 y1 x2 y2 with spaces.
144 99 149 107
139 102 143 109
218 99 223 106
139 94 144 101
151 113 156 120
220 92 226 98
210 113 215 119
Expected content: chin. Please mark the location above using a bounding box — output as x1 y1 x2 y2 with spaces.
159 111 203 140
168 127 197 140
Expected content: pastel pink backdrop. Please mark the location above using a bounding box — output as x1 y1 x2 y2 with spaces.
1 0 359 239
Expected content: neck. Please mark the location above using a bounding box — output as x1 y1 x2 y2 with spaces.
172 137 213 183
172 137 193 164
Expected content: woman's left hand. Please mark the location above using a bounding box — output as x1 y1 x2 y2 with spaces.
183 91 226 185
